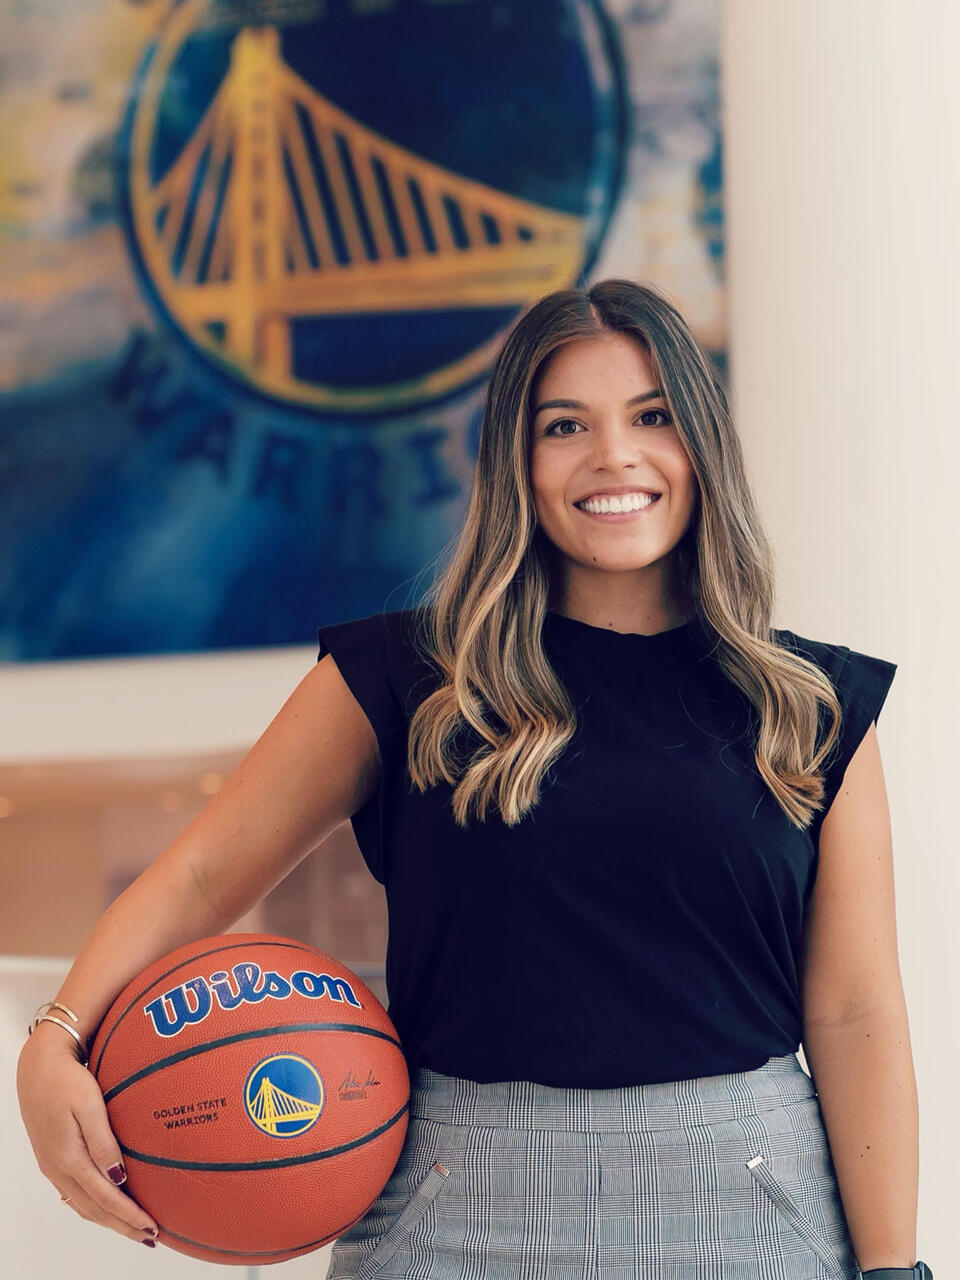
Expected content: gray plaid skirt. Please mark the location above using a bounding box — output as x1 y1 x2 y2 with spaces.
324 1051 859 1279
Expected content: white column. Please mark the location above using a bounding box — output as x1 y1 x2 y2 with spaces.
721 1 956 1268
721 0 957 639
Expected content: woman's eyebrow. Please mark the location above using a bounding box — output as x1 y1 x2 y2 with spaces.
534 389 664 414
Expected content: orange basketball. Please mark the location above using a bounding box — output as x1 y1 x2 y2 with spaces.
88 932 409 1265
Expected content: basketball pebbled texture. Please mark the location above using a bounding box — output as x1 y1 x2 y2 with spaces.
88 933 409 1265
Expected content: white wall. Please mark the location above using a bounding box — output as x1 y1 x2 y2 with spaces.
722 0 958 1269
0 645 309 763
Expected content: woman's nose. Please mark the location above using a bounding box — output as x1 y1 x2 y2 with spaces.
587 428 645 467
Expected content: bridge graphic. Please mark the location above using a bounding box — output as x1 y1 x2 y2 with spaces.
132 24 583 383
248 1072 322 1136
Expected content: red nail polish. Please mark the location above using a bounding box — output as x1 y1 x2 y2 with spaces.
141 1239 156 1248
107 1163 126 1184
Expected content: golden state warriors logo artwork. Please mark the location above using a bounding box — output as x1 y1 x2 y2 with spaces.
244 1053 324 1138
117 0 625 416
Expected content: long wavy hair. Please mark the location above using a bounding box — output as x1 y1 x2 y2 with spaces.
405 277 843 831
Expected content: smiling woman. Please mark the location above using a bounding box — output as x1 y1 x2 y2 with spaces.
297 276 908 1271
318 277 909 1275
16 274 916 1280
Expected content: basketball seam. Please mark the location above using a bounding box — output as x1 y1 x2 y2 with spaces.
158 1212 364 1258
90 938 335 1076
101 1021 402 1101
117 1100 409 1170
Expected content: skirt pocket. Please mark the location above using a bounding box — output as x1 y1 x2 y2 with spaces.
746 1152 849 1279
353 1156 453 1280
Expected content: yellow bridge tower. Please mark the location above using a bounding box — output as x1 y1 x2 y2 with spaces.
248 1072 323 1136
130 23 584 404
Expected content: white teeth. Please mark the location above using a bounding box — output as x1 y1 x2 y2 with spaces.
576 492 659 514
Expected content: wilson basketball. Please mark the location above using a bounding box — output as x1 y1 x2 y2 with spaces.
88 933 409 1265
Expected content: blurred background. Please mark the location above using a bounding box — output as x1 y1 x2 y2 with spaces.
2 0 955 1276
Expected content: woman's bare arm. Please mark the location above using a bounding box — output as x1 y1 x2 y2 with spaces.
31 652 379 1050
18 653 380 1244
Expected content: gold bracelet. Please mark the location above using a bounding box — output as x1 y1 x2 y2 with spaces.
27 1002 90 1068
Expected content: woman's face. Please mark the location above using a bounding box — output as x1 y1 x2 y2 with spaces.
529 332 699 597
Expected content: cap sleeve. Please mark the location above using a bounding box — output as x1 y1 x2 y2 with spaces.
316 612 404 884
778 630 898 837
818 645 898 821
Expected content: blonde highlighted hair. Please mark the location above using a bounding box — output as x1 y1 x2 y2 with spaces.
404 278 842 830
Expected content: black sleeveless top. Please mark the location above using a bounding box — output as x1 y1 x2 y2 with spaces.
316 608 897 1088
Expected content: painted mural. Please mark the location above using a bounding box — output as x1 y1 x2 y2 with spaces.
0 0 723 661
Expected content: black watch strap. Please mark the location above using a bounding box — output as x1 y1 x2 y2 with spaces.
858 1263 932 1280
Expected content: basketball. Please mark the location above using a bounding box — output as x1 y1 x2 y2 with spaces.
87 933 409 1265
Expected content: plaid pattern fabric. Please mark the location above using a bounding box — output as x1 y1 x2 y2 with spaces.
325 1051 858 1279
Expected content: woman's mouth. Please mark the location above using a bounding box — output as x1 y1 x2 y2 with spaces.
572 493 661 521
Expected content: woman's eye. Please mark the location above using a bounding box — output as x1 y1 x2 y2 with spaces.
543 409 672 436
544 418 582 437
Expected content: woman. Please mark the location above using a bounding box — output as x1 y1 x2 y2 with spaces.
17 279 925 1279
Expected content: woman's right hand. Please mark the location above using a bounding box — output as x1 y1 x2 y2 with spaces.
16 1025 161 1247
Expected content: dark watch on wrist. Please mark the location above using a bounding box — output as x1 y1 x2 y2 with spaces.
855 1263 933 1280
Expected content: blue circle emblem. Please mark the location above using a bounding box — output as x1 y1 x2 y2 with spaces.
243 1053 324 1139
116 0 626 417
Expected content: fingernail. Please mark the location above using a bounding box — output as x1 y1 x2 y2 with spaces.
140 1238 156 1248
144 1225 159 1237
107 1163 126 1184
